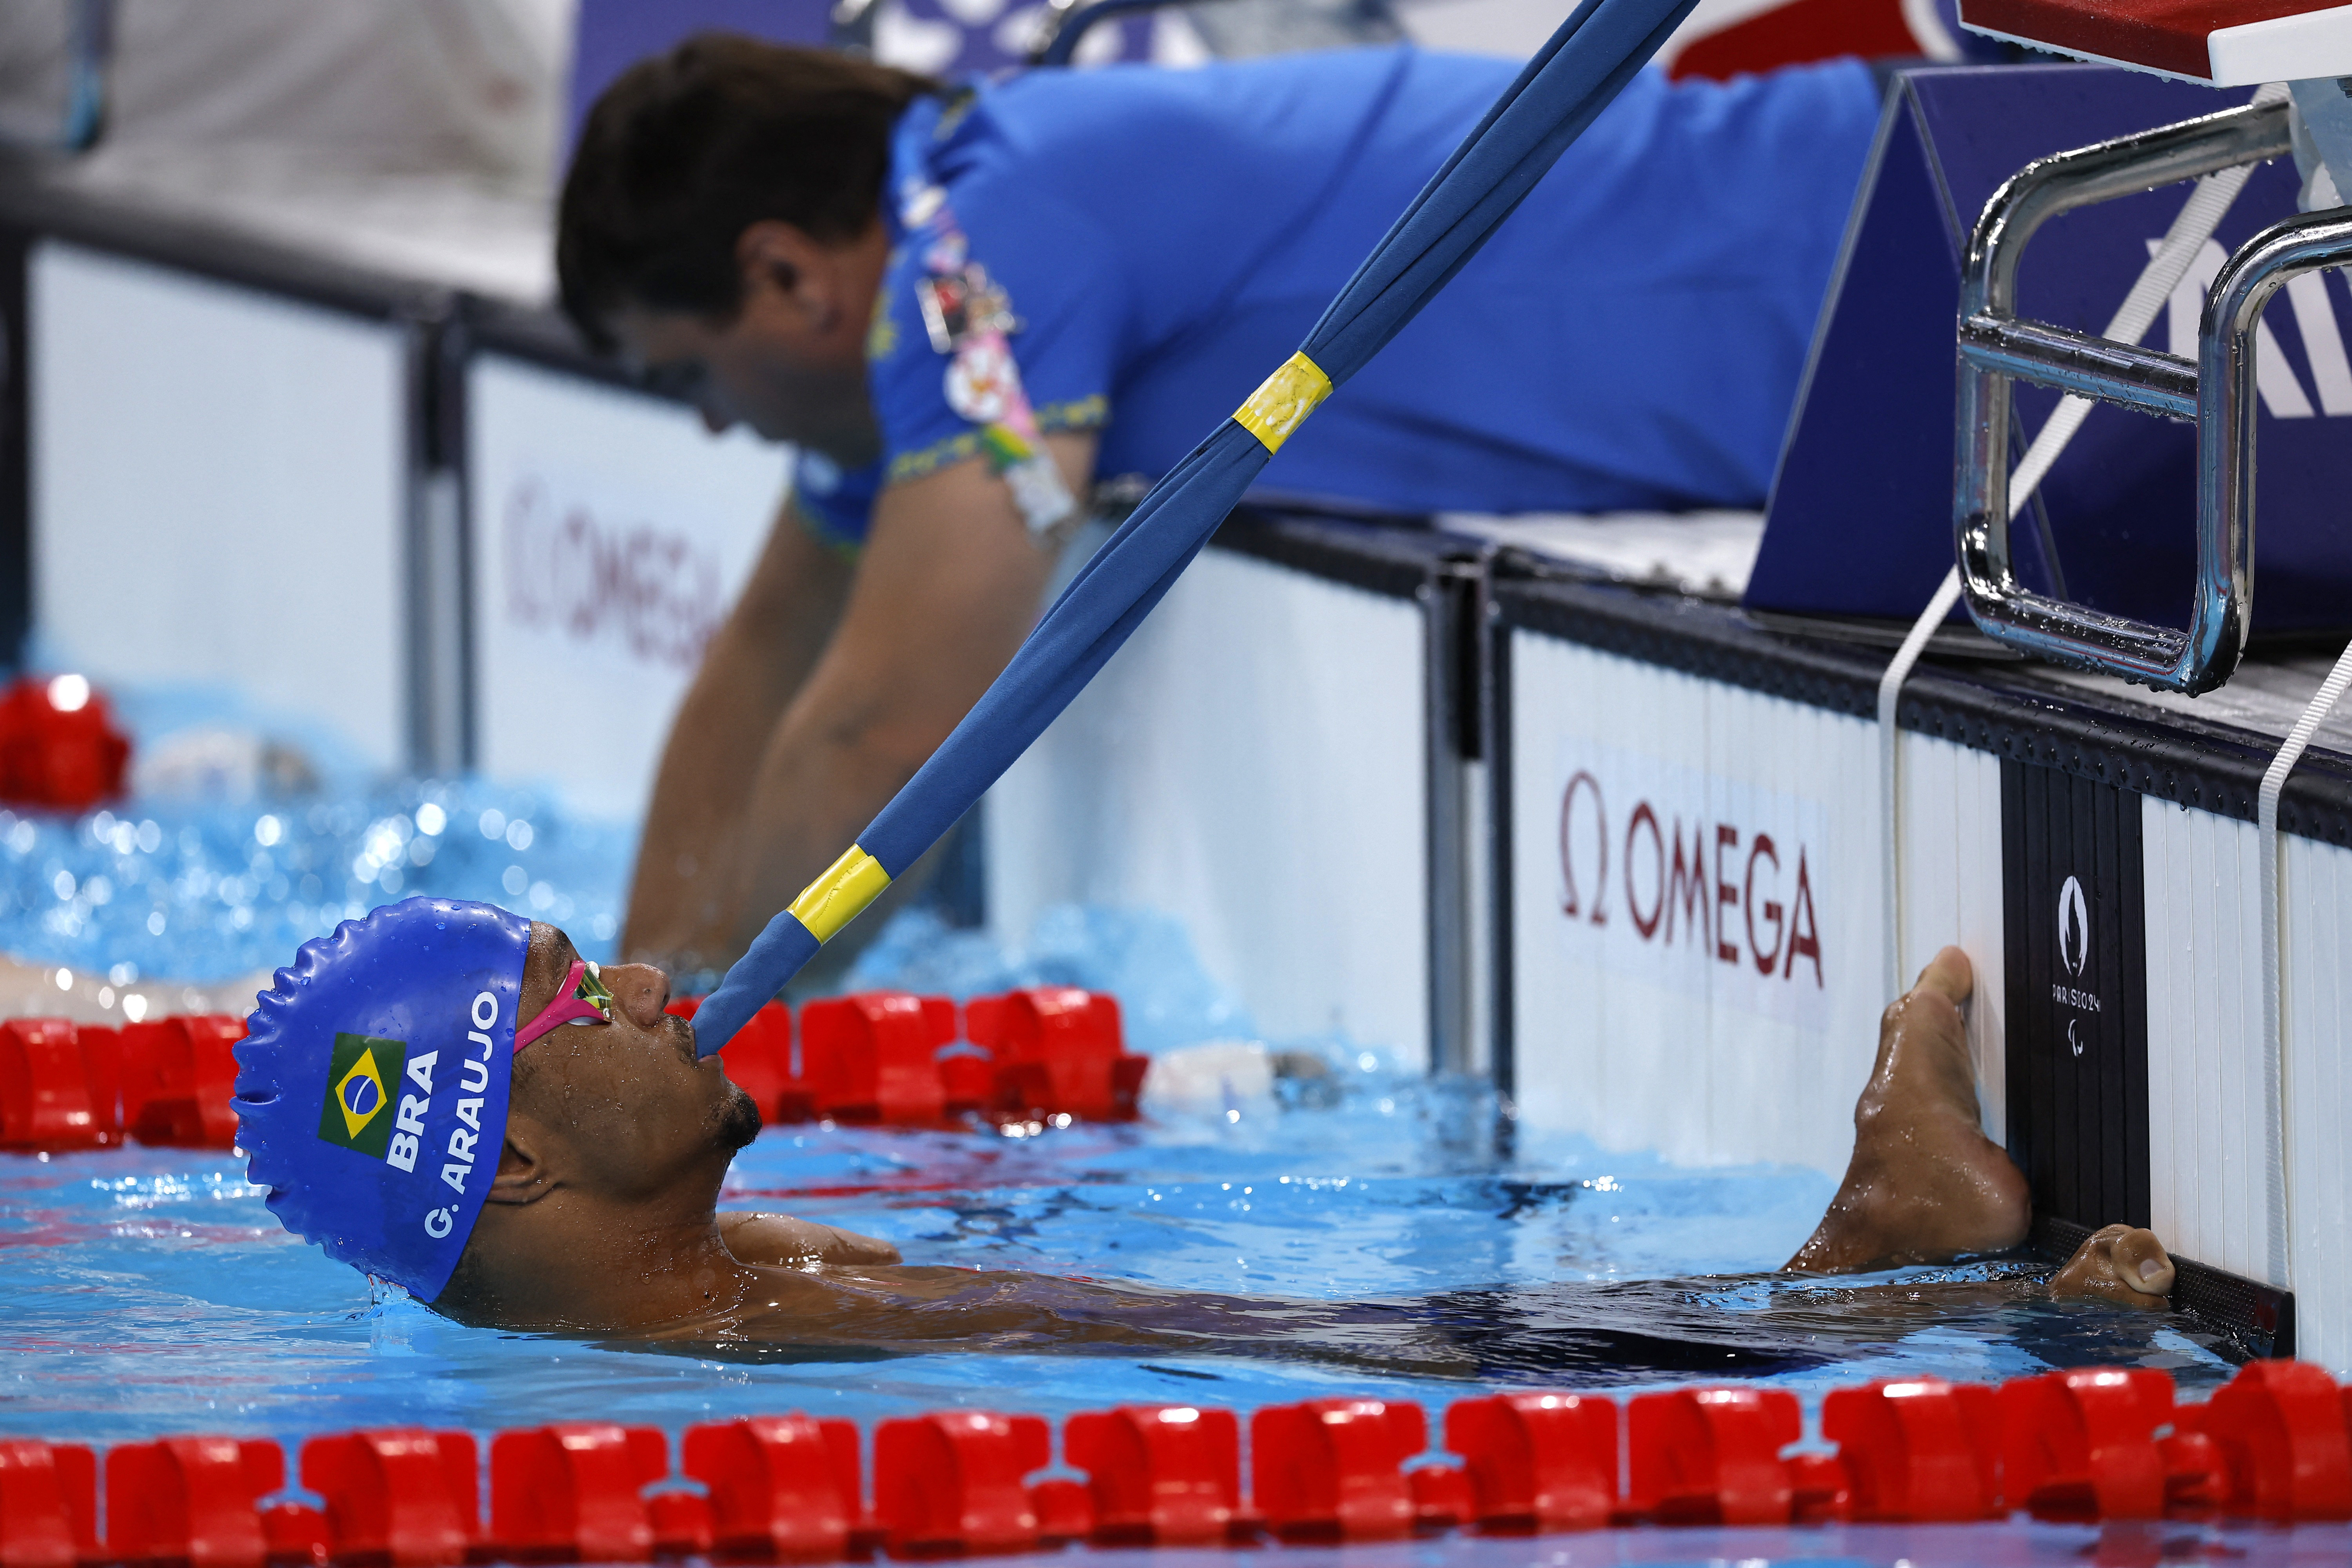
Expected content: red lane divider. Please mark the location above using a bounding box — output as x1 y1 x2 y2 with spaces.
298 1430 480 1567
1821 1377 1999 1523
965 987 1149 1122
682 1413 861 1560
1626 1386 1803 1525
668 986 1148 1131
0 1020 118 1152
1251 1398 1426 1541
119 1017 245 1148
874 1412 1055 1553
0 1014 246 1155
1063 1404 1247 1545
1444 1391 1617 1531
7 1362 2352 1565
2 984 1153 1155
488 1424 669 1564
0 673 130 812
1998 1367 2181 1519
0 1440 98 1568
104 1435 282 1568
801 994 960 1126
2196 1358 2352 1520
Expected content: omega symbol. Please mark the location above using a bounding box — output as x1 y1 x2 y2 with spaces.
2058 875 2090 978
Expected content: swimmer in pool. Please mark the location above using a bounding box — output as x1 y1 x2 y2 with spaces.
235 900 2179 1376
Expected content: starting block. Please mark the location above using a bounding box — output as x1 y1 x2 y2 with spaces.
1749 64 2352 669
1930 0 2352 690
1961 1 2352 88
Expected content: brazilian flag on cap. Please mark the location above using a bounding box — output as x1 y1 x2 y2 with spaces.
316 1033 407 1158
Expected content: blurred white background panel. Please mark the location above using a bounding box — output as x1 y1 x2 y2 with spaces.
988 548 1431 1067
468 353 787 821
31 241 408 766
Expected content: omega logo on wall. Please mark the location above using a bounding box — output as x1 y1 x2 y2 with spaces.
1549 744 1830 1029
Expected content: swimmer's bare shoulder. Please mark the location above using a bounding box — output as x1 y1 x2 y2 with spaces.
718 1211 901 1266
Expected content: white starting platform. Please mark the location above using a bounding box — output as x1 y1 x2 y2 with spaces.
1962 0 2352 88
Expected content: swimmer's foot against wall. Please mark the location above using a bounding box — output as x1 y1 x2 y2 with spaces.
242 904 2193 1376
1784 947 2174 1312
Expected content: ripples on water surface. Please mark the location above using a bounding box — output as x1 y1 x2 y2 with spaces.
0 757 2246 1446
2 1068 2244 1446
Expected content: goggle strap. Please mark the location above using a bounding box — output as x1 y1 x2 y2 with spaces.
514 959 615 1051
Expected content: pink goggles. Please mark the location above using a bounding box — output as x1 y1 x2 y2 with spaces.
514 959 616 1050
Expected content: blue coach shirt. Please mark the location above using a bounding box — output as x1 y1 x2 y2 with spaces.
793 47 1881 544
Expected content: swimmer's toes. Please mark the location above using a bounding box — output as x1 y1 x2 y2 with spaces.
1915 946 1974 1008
2112 1226 2174 1298
2049 1223 2174 1310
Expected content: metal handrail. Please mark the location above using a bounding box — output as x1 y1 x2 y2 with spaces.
1952 96 2330 695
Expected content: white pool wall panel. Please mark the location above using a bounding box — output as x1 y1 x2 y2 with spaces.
30 241 407 766
2140 803 2352 1367
1895 732 2008 1145
466 353 788 823
2283 830 2352 1375
1505 632 2001 1179
986 547 1430 1068
2141 800 2275 1289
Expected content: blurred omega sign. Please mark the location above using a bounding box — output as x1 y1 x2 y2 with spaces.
1553 745 1827 1023
502 477 725 671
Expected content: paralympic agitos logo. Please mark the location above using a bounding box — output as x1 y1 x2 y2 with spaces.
1555 765 1824 987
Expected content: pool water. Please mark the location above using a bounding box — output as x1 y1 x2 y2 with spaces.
0 783 633 987
1 1043 2244 1450
0 758 2250 1453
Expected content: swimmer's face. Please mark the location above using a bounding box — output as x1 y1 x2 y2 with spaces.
606 220 883 463
510 922 760 1199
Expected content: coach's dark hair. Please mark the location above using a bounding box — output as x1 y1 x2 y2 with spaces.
557 35 936 352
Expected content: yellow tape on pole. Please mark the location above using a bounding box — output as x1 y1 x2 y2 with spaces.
1233 352 1332 454
787 845 893 943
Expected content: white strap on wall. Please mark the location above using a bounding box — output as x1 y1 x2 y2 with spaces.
1876 88 2284 1002
2257 644 2352 1290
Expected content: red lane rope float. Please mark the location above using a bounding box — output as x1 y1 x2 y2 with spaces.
671 985 1145 1129
670 985 1146 1132
0 986 1152 1156
0 1014 247 1154
682 1414 861 1560
1064 1404 1249 1544
0 674 131 813
487 1425 670 1564
5 1363 2352 1566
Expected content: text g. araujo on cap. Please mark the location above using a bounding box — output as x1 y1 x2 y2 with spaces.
233 897 532 1301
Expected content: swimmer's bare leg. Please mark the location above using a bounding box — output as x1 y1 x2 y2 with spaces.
1785 947 2030 1273
2046 1223 2174 1309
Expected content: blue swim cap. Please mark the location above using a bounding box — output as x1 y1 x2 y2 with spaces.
234 897 531 1300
